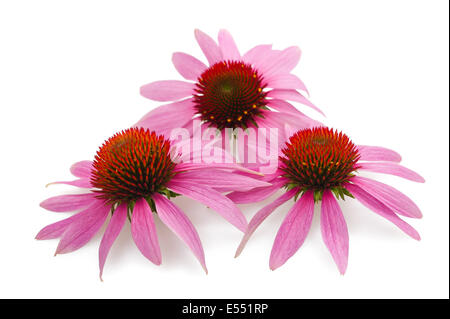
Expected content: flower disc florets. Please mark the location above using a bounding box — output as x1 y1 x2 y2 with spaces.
280 127 361 201
91 128 176 204
193 61 267 130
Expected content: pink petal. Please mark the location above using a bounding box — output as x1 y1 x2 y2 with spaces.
167 180 247 232
35 200 103 240
235 189 297 257
357 145 402 162
267 99 307 118
263 46 302 77
265 74 309 94
194 29 222 65
350 176 422 218
218 29 240 60
269 191 315 270
47 179 92 188
266 89 325 116
134 98 196 136
172 52 207 81
171 169 271 191
40 193 97 212
358 162 425 183
173 162 263 176
227 178 286 204
140 80 195 102
152 193 207 273
345 183 420 240
55 201 110 254
242 44 272 68
131 198 161 265
321 190 349 274
70 161 93 178
98 203 127 280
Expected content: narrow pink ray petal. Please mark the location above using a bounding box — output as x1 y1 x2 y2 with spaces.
235 189 297 257
172 52 207 81
358 162 425 183
321 190 349 274
227 178 286 204
47 179 92 188
269 191 315 270
242 44 272 68
40 193 97 212
70 161 93 178
263 110 323 131
266 89 325 116
194 29 222 65
134 98 196 136
55 201 110 254
265 74 309 94
350 176 422 218
263 46 302 77
218 29 240 60
267 99 308 118
254 49 282 74
140 80 195 102
167 180 248 232
171 169 271 191
344 183 420 240
152 193 207 273
131 198 162 265
357 145 402 162
35 199 103 240
99 203 127 280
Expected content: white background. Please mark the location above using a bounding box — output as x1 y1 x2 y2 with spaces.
0 0 448 299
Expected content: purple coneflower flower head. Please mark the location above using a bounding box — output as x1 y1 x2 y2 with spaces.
232 127 424 274
37 128 269 279
136 29 323 137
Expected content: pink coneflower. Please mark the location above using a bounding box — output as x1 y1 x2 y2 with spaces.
137 29 323 137
37 128 269 279
232 127 424 274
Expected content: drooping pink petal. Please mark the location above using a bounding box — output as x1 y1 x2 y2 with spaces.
171 169 271 191
47 179 92 188
357 145 402 162
321 190 349 274
55 201 110 254
265 74 309 94
99 203 127 280
218 29 240 60
350 176 422 218
35 200 103 240
70 161 93 178
227 178 286 204
167 180 247 232
358 162 425 183
40 193 97 212
194 29 222 65
242 44 272 68
266 89 325 116
269 191 315 270
134 98 196 136
152 193 207 273
140 80 195 102
172 52 207 81
131 198 161 265
263 46 302 77
262 110 323 131
235 189 297 257
344 183 420 240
